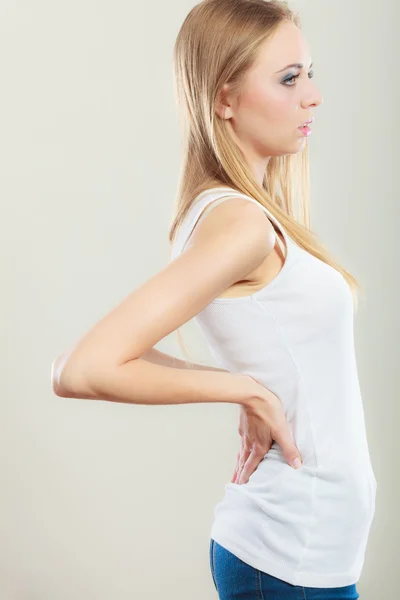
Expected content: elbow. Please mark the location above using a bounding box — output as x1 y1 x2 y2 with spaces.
51 354 96 399
51 355 67 397
51 355 76 397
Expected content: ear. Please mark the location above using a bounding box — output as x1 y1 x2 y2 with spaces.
215 83 235 120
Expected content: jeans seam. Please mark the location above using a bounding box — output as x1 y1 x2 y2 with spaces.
301 585 307 600
210 539 218 592
255 569 264 600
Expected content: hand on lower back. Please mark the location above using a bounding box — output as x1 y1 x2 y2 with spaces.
232 376 303 485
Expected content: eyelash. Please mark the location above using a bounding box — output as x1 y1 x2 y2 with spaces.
282 70 314 86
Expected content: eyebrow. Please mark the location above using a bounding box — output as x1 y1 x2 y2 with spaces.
275 62 313 74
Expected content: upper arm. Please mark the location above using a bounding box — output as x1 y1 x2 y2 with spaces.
60 197 276 374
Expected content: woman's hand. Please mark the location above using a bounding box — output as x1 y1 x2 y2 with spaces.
231 376 303 485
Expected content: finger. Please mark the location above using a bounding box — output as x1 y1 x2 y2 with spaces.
235 445 252 484
238 449 265 484
231 450 240 483
231 462 238 483
273 426 302 469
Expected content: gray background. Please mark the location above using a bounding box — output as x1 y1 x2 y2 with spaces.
1 0 397 598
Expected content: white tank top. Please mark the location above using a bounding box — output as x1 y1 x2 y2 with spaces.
170 187 377 588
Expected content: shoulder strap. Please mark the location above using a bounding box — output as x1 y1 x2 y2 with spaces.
170 187 285 260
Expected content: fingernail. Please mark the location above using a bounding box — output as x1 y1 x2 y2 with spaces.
292 457 302 469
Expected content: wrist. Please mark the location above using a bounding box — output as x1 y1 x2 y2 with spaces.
233 373 262 407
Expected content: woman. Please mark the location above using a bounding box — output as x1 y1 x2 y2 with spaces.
52 1 376 598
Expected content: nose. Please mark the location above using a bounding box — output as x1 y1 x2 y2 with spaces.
302 84 323 110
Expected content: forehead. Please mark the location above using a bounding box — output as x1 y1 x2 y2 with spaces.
253 20 311 72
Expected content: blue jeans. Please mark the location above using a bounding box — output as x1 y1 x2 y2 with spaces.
209 539 360 599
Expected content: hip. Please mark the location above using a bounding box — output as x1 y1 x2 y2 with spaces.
209 539 360 600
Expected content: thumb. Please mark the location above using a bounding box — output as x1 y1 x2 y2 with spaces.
274 427 302 470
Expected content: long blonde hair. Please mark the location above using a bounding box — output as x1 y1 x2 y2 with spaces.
168 0 363 360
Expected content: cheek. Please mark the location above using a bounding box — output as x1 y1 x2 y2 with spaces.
242 84 292 126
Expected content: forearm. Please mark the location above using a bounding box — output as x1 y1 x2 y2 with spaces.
57 356 251 407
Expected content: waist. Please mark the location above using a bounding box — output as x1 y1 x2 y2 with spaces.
219 452 376 523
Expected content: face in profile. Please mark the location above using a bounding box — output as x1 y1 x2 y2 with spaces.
218 19 323 163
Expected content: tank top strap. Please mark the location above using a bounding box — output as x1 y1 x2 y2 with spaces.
171 187 290 259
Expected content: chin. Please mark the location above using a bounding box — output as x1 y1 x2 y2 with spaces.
292 137 307 153
277 143 305 157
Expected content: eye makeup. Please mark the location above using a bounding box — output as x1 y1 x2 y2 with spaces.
282 70 314 86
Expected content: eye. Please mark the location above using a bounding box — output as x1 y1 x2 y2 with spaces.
282 69 314 86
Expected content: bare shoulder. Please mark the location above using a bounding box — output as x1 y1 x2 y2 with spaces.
183 194 276 258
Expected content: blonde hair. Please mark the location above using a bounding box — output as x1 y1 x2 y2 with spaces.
168 0 363 360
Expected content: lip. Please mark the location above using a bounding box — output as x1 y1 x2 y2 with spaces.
298 117 314 128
